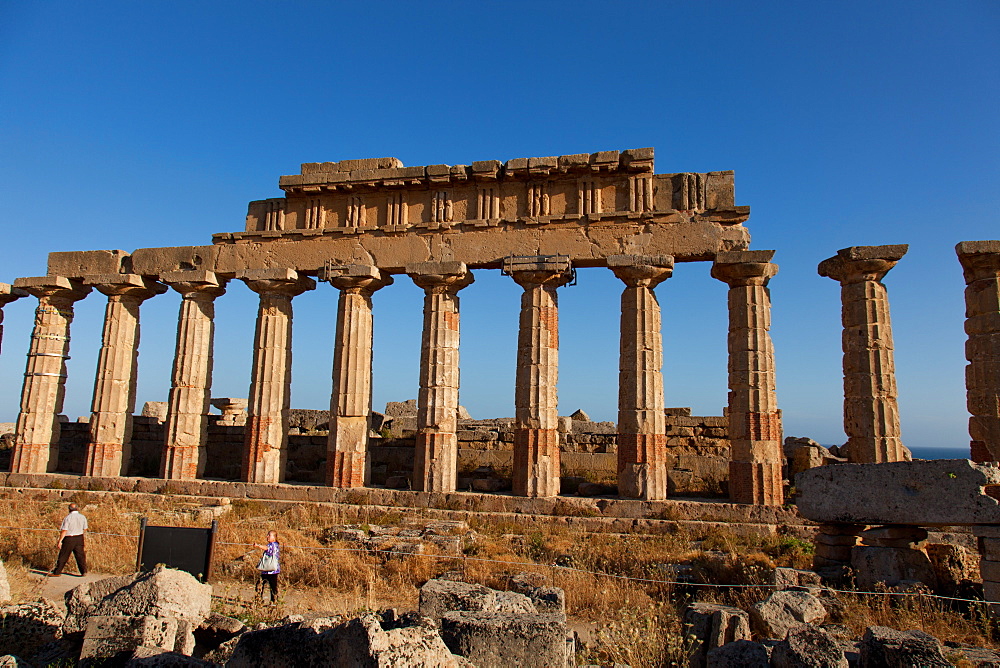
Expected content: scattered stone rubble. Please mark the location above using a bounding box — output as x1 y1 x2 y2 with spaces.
321 519 476 559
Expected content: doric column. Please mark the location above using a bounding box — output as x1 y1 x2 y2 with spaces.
10 276 91 473
608 254 674 500
238 269 316 483
819 245 908 463
0 283 28 355
503 256 574 498
406 261 475 492
83 275 166 477
322 265 393 487
160 271 227 480
712 251 783 505
956 241 1000 462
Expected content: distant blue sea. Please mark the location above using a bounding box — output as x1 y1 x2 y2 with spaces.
821 445 969 460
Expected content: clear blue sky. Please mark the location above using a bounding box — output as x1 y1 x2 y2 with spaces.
1 1 997 451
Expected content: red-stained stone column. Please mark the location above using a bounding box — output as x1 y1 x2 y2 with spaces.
83 275 166 476
407 262 474 492
240 269 316 484
608 255 674 500
160 271 227 480
504 256 574 498
712 251 783 505
323 265 393 487
956 241 1000 463
819 245 908 464
11 276 92 473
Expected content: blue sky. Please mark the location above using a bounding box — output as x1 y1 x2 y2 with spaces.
0 1 997 451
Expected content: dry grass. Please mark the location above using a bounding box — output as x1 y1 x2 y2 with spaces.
0 489 996 662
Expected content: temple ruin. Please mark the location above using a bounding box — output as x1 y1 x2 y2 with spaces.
0 149 996 507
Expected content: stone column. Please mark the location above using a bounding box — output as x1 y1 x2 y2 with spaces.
0 283 28 355
406 262 474 492
819 245 908 463
322 265 393 487
239 269 315 484
608 254 674 500
83 275 166 477
160 271 227 480
712 251 783 505
956 241 1000 463
503 256 574 498
10 276 92 473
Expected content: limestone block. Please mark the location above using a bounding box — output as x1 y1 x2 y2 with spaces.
796 459 1000 526
440 611 570 668
859 626 952 667
770 625 848 668
47 249 129 277
418 579 500 619
86 567 212 628
0 560 9 603
705 640 770 668
684 602 751 668
80 615 179 660
0 600 65 659
772 567 822 591
749 590 826 640
852 545 937 591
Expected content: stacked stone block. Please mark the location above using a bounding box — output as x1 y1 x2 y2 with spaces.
956 241 1000 462
974 526 1000 615
813 522 865 573
819 245 908 463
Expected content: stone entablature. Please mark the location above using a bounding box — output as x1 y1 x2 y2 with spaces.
238 149 744 240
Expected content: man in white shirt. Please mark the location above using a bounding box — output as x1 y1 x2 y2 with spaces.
49 502 88 577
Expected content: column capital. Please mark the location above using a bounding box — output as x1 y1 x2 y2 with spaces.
503 255 574 290
712 250 778 287
320 264 393 294
84 274 168 301
957 241 1000 284
238 268 316 297
608 255 674 288
0 283 28 308
407 261 475 294
161 270 227 299
818 245 908 284
13 276 91 303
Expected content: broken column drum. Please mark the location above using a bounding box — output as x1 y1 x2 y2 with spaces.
161 271 227 481
5 148 778 503
11 277 91 473
240 269 316 484
325 265 392 488
85 275 166 477
408 262 474 493
712 251 783 505
610 255 674 500
818 245 908 464
956 241 1000 463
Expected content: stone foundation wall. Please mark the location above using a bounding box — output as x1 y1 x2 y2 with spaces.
1 411 731 495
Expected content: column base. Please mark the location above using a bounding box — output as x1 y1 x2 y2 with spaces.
11 443 52 474
326 416 369 487
413 431 457 492
513 428 560 498
729 460 783 505
242 416 282 484
617 433 667 500
84 442 124 477
160 445 204 481
327 452 366 488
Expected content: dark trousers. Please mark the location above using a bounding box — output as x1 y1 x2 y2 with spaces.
53 535 86 575
259 573 279 602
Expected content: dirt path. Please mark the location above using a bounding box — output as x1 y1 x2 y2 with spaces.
21 568 116 610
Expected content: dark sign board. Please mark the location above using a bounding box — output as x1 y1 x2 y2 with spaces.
136 518 217 583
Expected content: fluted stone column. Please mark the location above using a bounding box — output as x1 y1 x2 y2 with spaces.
239 269 315 483
407 261 474 492
0 283 28 355
323 265 393 487
608 255 674 500
819 245 908 464
83 275 166 477
957 241 1000 463
11 276 91 473
161 271 227 480
504 256 574 498
712 251 783 505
